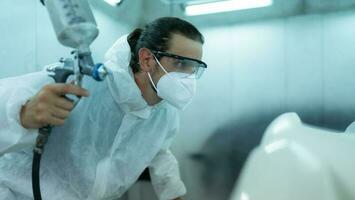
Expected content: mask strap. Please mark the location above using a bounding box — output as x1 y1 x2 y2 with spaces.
153 55 170 75
147 72 158 92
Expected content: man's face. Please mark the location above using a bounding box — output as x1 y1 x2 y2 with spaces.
151 33 203 81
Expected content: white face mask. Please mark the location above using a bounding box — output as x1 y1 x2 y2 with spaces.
147 57 197 110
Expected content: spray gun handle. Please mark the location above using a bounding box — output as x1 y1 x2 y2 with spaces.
34 67 74 154
49 68 74 84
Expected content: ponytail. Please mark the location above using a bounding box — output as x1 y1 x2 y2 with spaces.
127 28 143 73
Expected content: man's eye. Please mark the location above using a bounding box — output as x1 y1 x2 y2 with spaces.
173 60 184 67
179 60 192 67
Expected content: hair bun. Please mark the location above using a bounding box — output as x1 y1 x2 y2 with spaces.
127 28 143 52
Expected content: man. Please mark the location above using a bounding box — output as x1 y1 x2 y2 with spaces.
0 17 207 200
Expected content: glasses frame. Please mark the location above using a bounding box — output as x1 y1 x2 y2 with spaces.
151 50 208 69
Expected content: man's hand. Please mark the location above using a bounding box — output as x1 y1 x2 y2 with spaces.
20 83 89 129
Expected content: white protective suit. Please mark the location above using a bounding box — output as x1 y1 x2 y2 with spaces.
0 34 186 200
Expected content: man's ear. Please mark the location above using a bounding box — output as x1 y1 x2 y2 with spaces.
138 48 155 72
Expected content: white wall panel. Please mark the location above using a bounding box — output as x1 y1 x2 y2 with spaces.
0 0 139 78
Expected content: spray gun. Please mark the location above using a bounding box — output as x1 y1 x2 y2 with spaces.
33 1 108 199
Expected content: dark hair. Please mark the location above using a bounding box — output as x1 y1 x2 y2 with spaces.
127 17 204 73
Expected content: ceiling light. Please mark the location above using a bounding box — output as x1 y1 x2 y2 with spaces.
185 0 273 16
104 0 123 6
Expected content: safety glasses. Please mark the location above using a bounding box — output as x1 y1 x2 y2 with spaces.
151 50 207 79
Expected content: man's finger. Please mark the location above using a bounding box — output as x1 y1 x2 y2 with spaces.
47 115 65 126
54 97 74 110
50 84 89 97
51 107 70 120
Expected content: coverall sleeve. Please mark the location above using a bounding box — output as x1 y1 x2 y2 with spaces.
149 148 187 200
149 126 186 200
0 70 53 155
